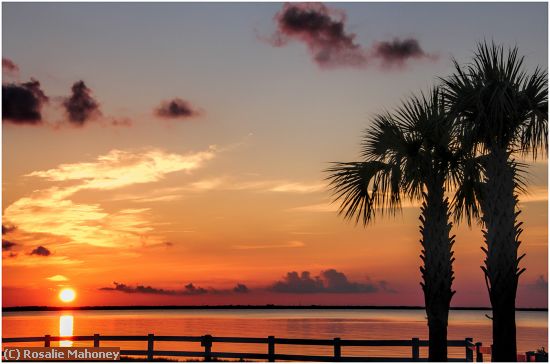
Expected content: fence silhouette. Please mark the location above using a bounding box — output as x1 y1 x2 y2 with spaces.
2 334 478 362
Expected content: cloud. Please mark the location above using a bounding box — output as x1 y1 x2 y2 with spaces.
269 182 325 193
2 239 17 251
27 147 216 191
63 80 101 125
373 38 435 67
100 282 180 295
30 246 51 256
233 240 305 250
270 269 391 293
2 58 19 75
3 255 80 266
266 3 434 70
2 79 49 124
109 117 133 127
145 241 174 249
268 3 367 69
525 275 548 291
99 281 240 296
2 224 16 235
233 283 250 293
519 186 548 204
288 202 338 213
183 283 208 295
534 276 548 290
289 197 419 213
155 98 201 120
187 177 324 194
5 147 216 248
47 275 68 282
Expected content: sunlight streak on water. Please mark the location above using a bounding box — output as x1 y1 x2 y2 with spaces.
59 315 73 347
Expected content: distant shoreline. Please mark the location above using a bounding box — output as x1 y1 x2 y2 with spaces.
2 305 547 312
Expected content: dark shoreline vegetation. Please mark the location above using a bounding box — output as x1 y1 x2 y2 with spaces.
2 305 547 312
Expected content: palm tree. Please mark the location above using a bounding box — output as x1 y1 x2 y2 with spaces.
442 42 548 361
327 88 462 361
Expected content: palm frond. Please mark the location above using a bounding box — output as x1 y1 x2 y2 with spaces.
326 161 402 226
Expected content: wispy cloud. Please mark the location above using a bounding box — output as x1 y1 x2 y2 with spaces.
2 58 19 76
233 240 305 250
288 202 338 213
187 176 324 194
289 197 421 213
47 275 68 282
3 255 81 267
27 147 216 190
519 186 548 203
4 147 216 248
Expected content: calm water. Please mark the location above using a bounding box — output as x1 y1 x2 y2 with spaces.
2 309 547 360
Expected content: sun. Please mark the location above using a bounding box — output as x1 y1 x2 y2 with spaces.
59 288 76 303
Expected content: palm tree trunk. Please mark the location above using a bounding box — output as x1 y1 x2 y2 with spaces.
420 179 455 362
481 148 522 362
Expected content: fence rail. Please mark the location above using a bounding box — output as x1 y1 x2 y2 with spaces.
2 334 477 362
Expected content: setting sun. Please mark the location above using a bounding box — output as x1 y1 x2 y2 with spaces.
59 288 76 303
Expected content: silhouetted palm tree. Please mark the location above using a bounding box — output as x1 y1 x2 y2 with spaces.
442 42 547 362
327 88 463 361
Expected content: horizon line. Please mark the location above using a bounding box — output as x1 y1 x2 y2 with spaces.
2 305 547 312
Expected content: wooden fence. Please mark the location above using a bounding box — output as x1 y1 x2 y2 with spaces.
2 334 477 362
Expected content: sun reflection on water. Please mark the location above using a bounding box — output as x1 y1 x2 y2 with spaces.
59 315 74 347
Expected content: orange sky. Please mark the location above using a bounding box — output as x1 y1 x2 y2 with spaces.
2 2 548 308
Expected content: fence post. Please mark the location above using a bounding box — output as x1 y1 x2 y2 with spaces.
412 337 420 361
44 335 51 347
475 342 483 362
333 337 341 361
202 334 212 362
93 334 100 348
147 334 154 361
465 338 473 362
268 336 275 362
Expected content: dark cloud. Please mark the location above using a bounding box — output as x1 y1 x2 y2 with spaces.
378 280 397 293
183 283 208 295
270 269 391 294
30 246 51 256
143 241 174 249
110 117 133 127
100 282 216 296
100 282 179 295
2 58 19 75
373 38 435 67
63 80 101 125
2 239 17 251
271 271 323 293
269 3 367 69
155 98 201 119
2 224 16 235
233 283 250 293
529 275 548 291
266 3 434 70
2 79 49 124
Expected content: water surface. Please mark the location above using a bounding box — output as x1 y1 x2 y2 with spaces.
2 309 547 360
